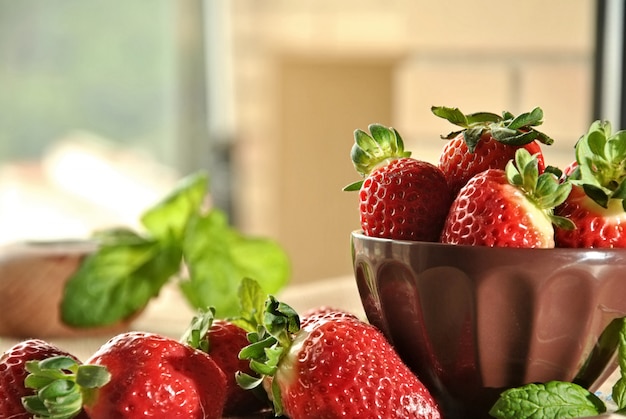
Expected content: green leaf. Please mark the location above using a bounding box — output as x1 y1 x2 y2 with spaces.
349 124 410 177
180 209 290 318
342 180 363 191
614 318 626 409
507 107 543 130
234 277 269 332
463 126 485 152
140 171 208 242
431 106 469 127
465 111 502 124
235 371 264 390
61 236 182 327
489 381 606 419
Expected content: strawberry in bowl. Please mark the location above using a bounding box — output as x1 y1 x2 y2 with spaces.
348 111 626 418
555 120 626 248
344 124 452 241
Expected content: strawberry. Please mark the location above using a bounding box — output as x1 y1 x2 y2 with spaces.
0 339 88 419
344 123 452 241
555 120 626 247
299 305 358 328
181 308 268 416
432 106 553 197
21 331 227 419
440 148 573 247
238 296 443 419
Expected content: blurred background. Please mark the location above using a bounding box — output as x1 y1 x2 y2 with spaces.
0 0 622 283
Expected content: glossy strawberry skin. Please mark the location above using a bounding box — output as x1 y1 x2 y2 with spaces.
0 339 88 419
439 133 545 196
359 157 451 241
275 314 442 419
84 331 226 419
555 185 626 248
440 169 555 248
205 320 266 416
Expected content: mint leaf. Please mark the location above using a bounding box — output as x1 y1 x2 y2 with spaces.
61 234 181 327
233 277 269 332
61 171 290 328
180 209 290 318
489 381 606 419
140 171 208 241
612 318 626 409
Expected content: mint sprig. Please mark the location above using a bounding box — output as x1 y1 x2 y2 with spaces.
61 171 290 327
490 317 626 418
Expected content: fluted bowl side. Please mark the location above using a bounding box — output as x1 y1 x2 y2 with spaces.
351 231 626 418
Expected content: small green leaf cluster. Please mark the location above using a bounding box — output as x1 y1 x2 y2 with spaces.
61 171 291 328
431 106 554 152
505 148 574 230
490 317 626 418
569 120 626 211
344 123 410 191
237 292 301 417
22 356 110 419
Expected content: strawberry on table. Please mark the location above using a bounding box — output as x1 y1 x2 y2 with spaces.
344 123 452 241
238 296 443 419
432 106 553 197
440 148 572 247
181 307 268 417
20 332 227 419
555 120 626 247
0 339 88 419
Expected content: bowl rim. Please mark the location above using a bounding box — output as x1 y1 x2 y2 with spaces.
351 230 626 255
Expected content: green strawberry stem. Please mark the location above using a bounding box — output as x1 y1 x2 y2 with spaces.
237 295 301 416
21 356 110 419
506 148 574 230
432 106 554 152
344 123 411 191
569 120 626 211
181 306 217 353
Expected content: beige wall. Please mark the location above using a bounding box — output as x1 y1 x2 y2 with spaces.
229 1 596 282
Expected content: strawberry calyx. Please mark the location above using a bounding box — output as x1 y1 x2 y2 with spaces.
506 148 574 230
567 120 626 211
432 106 554 152
237 295 300 416
344 123 411 191
181 306 217 353
21 356 110 419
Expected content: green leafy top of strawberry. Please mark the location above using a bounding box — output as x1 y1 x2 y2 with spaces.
181 277 268 352
236 295 300 416
567 120 626 211
432 106 554 152
506 148 574 231
344 123 411 191
21 356 110 419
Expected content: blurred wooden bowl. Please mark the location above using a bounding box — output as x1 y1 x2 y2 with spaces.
0 240 136 338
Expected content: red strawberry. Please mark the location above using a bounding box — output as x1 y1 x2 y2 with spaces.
432 106 553 196
0 339 88 419
238 297 443 418
21 332 227 419
555 120 626 247
181 308 268 416
299 306 359 328
345 124 452 241
440 149 572 247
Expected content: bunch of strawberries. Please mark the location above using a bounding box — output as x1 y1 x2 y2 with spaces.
0 279 443 419
345 106 626 248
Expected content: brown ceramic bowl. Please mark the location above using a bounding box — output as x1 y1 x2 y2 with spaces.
351 230 626 419
0 240 136 338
